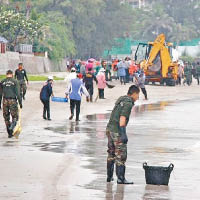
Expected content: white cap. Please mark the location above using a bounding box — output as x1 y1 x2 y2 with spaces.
71 67 76 72
48 76 53 80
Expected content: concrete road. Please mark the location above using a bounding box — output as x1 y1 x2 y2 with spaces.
0 79 200 199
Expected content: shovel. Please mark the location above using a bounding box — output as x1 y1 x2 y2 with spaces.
106 83 115 89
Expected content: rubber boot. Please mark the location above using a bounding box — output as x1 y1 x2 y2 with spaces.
7 126 13 138
116 165 133 184
107 160 115 182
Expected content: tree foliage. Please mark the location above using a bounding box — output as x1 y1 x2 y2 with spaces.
1 0 133 59
1 0 200 60
131 0 200 44
0 8 42 50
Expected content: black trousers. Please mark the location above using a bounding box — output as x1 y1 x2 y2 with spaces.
177 76 181 85
125 69 129 83
106 70 112 81
85 84 94 96
141 88 147 100
70 99 81 120
120 76 125 85
41 100 50 119
98 89 105 99
196 74 199 85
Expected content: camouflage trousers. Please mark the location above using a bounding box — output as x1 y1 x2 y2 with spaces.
106 131 127 166
3 99 19 127
19 80 27 98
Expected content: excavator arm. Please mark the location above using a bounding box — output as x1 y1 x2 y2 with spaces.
146 34 165 67
142 34 178 79
136 33 178 86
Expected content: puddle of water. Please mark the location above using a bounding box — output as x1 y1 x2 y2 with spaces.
79 100 200 199
147 147 186 154
32 100 200 199
33 141 66 153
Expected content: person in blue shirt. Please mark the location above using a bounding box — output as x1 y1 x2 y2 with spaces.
40 76 54 120
66 74 89 121
117 60 126 85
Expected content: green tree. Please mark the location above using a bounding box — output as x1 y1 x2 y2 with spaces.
131 0 200 44
0 8 42 50
27 0 76 61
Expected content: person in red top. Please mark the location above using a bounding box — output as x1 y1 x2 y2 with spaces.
112 59 119 79
129 60 137 82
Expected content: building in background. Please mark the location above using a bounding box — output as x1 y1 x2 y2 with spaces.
16 44 33 54
122 0 146 9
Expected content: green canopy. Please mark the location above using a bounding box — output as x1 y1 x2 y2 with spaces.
103 38 146 57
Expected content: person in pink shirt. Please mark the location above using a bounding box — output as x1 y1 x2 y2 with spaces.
97 68 106 99
85 61 94 73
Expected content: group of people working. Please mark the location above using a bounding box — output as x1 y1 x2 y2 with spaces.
0 61 145 186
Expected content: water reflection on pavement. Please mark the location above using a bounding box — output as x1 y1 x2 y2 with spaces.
37 100 200 199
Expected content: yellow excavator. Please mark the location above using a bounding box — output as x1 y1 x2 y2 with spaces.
134 34 178 86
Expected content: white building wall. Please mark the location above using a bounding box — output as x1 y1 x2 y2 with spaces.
177 46 200 57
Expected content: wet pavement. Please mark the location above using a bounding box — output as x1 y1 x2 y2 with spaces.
31 99 200 200
1 98 200 199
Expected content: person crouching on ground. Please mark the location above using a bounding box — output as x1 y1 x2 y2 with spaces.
106 85 140 184
97 68 107 99
66 73 89 121
83 68 98 102
40 76 54 120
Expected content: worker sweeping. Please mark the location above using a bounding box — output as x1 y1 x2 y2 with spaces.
106 85 140 184
135 70 148 100
0 70 22 138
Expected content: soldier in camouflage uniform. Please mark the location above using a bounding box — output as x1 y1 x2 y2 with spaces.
0 70 22 138
15 63 29 100
106 85 140 184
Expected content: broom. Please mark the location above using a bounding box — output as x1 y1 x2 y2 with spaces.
13 106 22 139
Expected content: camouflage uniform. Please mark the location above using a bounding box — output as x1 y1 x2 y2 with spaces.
0 77 21 137
15 68 28 100
19 80 27 99
3 99 18 127
105 95 135 184
106 95 134 166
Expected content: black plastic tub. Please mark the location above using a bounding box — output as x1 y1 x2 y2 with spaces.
143 162 174 186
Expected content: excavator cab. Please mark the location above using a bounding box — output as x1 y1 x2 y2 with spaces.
135 43 150 63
